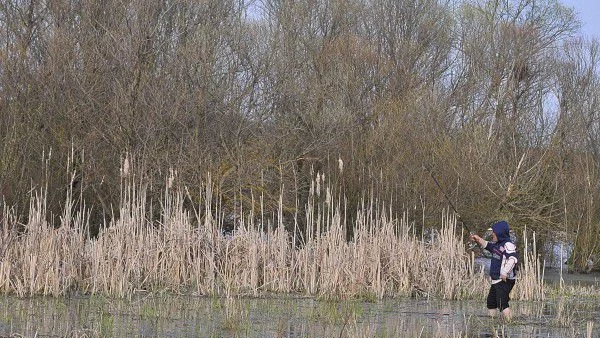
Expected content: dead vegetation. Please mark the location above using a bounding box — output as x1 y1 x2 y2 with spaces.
0 171 549 302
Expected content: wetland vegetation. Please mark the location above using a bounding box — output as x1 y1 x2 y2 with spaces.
0 172 598 337
0 171 541 301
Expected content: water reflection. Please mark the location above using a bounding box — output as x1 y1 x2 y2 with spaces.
0 295 597 337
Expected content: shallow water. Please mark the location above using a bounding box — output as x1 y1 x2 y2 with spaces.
0 294 598 337
543 268 600 287
475 257 600 287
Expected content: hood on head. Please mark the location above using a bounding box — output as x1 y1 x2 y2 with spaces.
491 220 511 243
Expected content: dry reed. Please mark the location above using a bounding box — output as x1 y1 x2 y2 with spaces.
0 173 542 301
514 227 545 301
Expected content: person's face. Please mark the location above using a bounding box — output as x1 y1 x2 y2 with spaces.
492 231 498 242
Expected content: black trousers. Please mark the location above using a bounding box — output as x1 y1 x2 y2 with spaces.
486 279 516 311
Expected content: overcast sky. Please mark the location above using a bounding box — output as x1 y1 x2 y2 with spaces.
560 0 600 39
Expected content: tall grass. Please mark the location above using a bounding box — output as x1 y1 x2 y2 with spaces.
0 172 541 301
514 227 545 301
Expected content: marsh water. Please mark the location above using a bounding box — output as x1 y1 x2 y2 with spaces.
1 287 599 338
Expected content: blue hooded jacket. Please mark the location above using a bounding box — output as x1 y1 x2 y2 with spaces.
492 221 511 246
484 220 518 280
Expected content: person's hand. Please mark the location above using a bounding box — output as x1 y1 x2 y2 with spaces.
469 234 480 242
501 274 507 282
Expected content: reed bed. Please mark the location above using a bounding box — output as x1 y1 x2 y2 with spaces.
0 174 541 301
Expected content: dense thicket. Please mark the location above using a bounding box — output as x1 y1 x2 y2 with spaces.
1 0 598 271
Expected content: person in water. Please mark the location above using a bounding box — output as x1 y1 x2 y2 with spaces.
470 220 518 320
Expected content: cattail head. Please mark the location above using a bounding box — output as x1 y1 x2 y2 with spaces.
120 152 130 178
168 168 175 189
316 173 321 197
